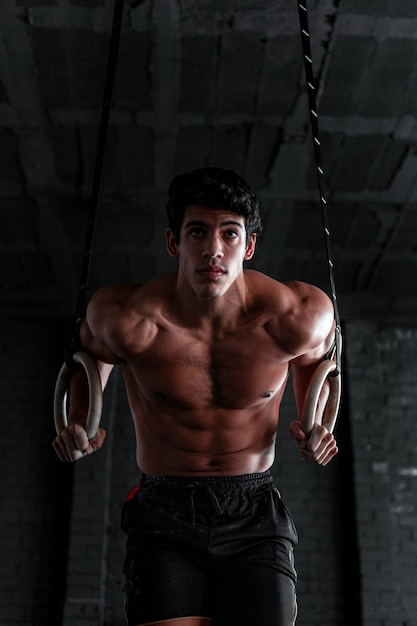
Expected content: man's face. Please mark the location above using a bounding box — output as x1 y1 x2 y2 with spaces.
166 205 256 299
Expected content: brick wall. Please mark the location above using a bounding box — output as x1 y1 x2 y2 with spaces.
345 321 417 626
1 317 416 625
275 377 357 625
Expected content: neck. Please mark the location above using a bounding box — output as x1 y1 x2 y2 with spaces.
174 272 249 327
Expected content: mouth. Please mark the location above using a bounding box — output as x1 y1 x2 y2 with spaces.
197 266 226 280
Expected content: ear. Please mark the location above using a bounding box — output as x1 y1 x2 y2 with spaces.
244 233 257 261
166 228 179 257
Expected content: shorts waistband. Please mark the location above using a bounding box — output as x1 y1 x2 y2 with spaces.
140 470 273 493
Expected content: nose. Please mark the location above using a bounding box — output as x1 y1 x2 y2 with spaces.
204 231 224 260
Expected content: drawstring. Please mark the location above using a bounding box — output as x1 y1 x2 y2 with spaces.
187 483 224 525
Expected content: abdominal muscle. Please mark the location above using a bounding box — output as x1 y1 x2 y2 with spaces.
125 381 285 477
118 318 291 476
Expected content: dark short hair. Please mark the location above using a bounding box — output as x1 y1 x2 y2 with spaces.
166 167 263 241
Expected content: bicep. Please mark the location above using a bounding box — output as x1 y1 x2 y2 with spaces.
283 282 336 420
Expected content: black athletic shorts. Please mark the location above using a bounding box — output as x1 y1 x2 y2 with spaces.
121 470 298 626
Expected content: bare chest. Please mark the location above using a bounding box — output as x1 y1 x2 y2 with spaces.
126 324 290 410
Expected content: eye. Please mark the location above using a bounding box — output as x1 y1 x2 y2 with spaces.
188 228 205 237
224 230 239 239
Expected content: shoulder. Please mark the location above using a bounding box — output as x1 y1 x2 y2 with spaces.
88 274 177 315
282 280 335 359
283 280 333 314
85 275 177 358
245 271 331 314
81 284 142 361
88 283 141 308
245 272 334 357
87 283 143 330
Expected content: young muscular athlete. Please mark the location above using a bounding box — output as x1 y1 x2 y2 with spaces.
53 168 338 626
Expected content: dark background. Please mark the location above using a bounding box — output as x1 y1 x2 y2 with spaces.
1 2 416 625
2 0 417 322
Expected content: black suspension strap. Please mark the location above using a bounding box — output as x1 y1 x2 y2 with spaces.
297 0 342 376
65 0 125 366
55 0 127 438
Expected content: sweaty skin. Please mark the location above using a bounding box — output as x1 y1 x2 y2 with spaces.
53 206 338 471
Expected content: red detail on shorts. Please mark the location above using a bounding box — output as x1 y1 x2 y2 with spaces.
125 485 140 502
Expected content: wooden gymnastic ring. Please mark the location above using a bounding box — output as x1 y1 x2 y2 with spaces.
53 351 103 439
300 359 341 435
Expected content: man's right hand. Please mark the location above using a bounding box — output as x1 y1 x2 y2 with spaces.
52 423 106 462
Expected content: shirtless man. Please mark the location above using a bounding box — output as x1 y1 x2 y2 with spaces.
53 167 338 626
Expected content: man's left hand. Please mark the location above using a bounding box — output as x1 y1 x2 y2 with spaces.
289 421 338 466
